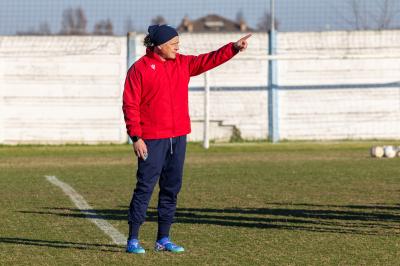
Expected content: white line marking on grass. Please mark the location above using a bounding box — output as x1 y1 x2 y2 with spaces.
45 175 126 245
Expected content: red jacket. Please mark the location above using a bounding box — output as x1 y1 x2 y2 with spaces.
123 42 238 140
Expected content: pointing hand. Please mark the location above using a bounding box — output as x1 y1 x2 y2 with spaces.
234 34 252 52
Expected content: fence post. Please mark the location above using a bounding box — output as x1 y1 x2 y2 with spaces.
127 32 136 144
0 60 4 144
268 29 279 143
203 72 210 149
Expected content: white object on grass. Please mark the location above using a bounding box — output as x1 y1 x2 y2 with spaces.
384 146 396 158
370 146 384 158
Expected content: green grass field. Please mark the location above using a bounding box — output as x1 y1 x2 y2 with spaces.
1 142 400 265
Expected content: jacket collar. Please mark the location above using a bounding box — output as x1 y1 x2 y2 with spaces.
146 48 166 63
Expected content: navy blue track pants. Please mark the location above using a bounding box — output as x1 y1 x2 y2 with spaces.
128 135 186 229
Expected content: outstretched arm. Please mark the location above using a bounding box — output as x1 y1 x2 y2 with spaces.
186 34 252 76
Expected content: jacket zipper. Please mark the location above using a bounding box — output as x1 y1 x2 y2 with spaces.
163 63 175 137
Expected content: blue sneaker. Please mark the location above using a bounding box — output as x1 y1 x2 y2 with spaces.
155 237 184 253
126 239 145 254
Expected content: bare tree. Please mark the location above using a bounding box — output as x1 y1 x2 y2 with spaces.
93 19 114 35
151 15 167 25
16 27 35 35
339 0 399 30
236 9 245 24
236 9 250 31
38 22 52 35
374 0 399 29
257 12 279 31
125 17 135 33
343 0 371 30
16 21 51 35
76 8 87 33
60 7 87 35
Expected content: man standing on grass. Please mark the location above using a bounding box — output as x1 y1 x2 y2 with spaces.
122 24 251 254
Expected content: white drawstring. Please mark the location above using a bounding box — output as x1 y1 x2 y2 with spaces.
170 138 173 155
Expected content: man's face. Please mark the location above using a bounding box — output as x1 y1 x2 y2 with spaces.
158 36 179 60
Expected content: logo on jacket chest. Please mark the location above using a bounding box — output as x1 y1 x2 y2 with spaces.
150 64 156 70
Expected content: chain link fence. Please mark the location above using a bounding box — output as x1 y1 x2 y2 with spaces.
1 0 400 36
1 1 400 144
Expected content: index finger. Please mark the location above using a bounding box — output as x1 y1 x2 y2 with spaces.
138 148 145 159
143 144 148 155
239 34 252 41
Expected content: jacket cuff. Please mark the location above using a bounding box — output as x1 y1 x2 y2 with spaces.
231 42 240 54
128 129 142 139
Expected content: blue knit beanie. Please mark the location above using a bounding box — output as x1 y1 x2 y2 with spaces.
148 24 178 46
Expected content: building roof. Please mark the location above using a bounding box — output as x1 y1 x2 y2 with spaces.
177 14 254 33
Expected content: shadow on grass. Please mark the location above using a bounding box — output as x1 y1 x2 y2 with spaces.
0 237 122 252
267 202 400 211
19 203 400 236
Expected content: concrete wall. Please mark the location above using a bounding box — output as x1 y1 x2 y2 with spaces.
278 31 400 140
1 31 400 144
0 36 127 144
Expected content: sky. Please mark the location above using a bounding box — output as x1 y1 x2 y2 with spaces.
1 0 400 35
